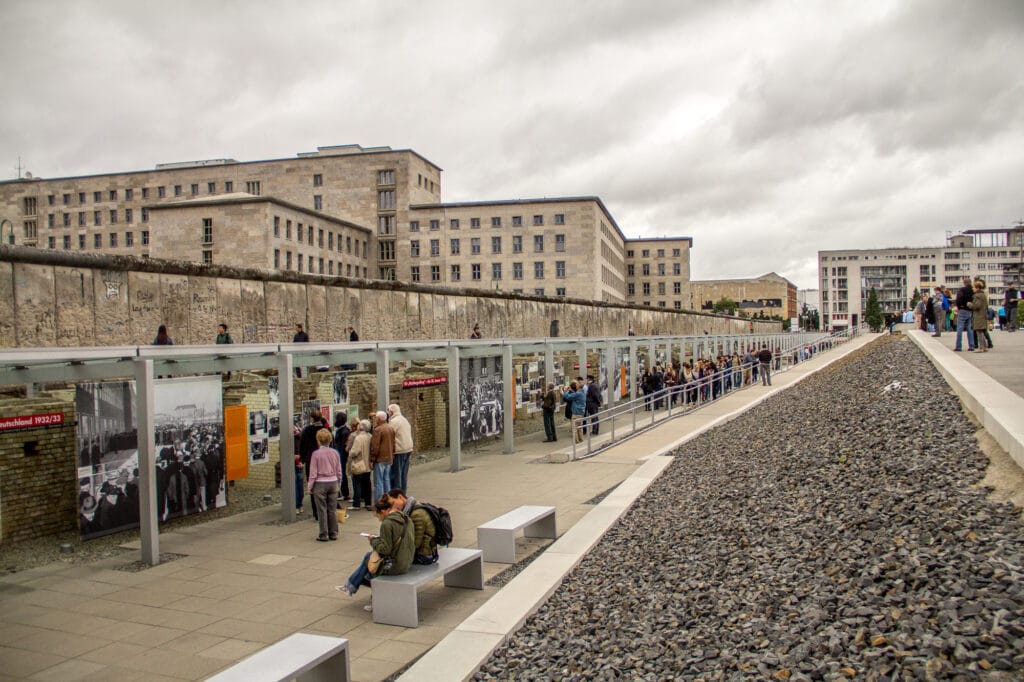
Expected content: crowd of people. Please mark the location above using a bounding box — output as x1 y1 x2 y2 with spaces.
916 277 1002 352
155 421 225 521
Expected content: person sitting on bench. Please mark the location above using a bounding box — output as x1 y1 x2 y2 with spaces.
386 489 438 565
335 497 414 607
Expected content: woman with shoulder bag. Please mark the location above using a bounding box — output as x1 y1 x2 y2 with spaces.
347 420 373 510
335 496 415 608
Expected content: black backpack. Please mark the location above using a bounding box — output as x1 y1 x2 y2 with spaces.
415 502 453 547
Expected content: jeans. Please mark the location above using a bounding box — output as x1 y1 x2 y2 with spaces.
542 410 557 440
760 362 772 386
294 469 304 511
390 452 411 494
1009 306 1018 332
584 404 599 435
955 310 974 350
312 481 339 539
345 551 374 594
372 462 391 503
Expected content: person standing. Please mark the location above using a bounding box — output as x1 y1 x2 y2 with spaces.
333 412 351 501
307 429 342 541
930 285 945 337
969 280 991 352
347 326 359 342
387 404 413 494
757 344 773 386
541 383 558 442
347 420 373 510
1004 283 1018 332
954 277 976 351
215 323 234 379
293 323 309 377
584 375 602 435
469 324 482 339
153 324 173 346
298 409 326 518
370 411 395 500
561 382 587 443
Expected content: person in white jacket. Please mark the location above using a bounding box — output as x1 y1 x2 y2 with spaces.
388 404 413 493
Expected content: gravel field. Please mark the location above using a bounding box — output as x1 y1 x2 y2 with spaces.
476 336 1024 680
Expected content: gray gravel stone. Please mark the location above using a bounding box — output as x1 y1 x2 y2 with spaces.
475 336 1024 680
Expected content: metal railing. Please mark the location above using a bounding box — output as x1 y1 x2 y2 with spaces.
568 326 863 459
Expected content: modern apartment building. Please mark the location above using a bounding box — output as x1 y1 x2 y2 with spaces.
818 225 1024 329
0 144 694 304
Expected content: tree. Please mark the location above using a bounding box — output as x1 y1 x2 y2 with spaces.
865 288 884 332
909 288 921 309
712 297 739 315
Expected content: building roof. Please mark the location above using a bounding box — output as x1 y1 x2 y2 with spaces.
145 193 372 234
0 145 442 186
692 272 796 287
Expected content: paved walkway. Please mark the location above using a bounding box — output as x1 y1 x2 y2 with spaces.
0 334 876 682
924 325 1024 398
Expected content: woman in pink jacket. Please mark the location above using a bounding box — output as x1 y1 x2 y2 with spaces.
307 429 342 541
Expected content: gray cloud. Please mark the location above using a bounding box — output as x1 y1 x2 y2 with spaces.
1 0 1022 289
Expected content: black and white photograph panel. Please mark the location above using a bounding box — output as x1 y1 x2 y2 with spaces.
268 414 280 439
153 376 227 524
249 437 268 463
268 376 280 412
332 372 349 405
76 381 141 540
458 355 504 444
249 409 267 437
299 399 321 426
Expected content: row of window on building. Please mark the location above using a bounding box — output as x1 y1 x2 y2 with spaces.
45 231 150 250
407 234 569 257
273 249 368 279
626 247 684 259
24 181 263 215
628 262 683 277
410 261 571 283
408 214 566 231
271 216 367 259
627 281 684 296
38 207 150 231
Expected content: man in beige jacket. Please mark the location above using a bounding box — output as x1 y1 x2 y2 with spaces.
388 404 413 493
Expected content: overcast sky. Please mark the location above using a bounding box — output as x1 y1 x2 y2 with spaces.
1 0 1022 289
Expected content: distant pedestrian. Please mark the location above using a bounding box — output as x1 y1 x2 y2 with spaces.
931 286 945 337
215 323 234 345
584 375 602 435
561 382 586 443
1004 283 1018 332
757 344 773 386
293 323 309 377
347 420 373 510
954 277 975 351
470 324 482 340
969 280 991 352
153 324 173 346
627 326 636 337
347 326 359 342
541 383 558 442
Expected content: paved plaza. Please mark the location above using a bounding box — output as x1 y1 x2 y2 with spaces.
7 330 1013 681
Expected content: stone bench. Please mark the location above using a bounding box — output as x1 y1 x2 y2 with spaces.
370 547 484 627
477 505 557 564
205 632 349 682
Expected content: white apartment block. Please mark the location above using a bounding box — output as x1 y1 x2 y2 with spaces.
818 227 1024 329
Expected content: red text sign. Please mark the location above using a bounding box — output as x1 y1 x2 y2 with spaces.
402 377 448 389
0 412 65 432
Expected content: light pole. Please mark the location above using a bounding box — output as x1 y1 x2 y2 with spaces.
0 219 13 246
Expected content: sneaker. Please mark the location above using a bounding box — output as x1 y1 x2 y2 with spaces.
363 604 373 612
317 535 328 542
348 505 360 510
335 584 354 596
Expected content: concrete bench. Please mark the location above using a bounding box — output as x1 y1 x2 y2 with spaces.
205 632 349 682
370 547 484 628
477 505 557 564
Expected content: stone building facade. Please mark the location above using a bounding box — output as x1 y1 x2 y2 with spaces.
624 237 693 310
0 144 695 306
688 272 798 321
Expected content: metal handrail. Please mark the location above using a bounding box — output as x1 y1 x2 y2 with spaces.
569 326 863 459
